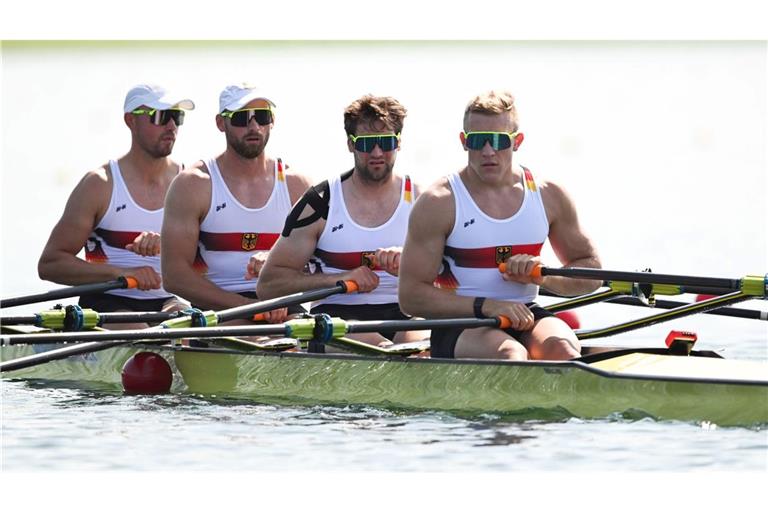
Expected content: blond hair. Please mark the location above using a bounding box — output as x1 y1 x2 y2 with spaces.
344 95 408 136
463 90 519 131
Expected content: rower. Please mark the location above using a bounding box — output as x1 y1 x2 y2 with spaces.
257 94 429 350
398 90 603 361
161 83 313 326
37 84 195 329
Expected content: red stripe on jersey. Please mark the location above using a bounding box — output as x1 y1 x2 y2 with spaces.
314 248 382 271
84 243 108 263
94 228 141 249
193 247 208 274
199 232 280 252
445 243 543 268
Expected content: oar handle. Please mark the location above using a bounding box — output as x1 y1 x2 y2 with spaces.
0 276 137 309
498 263 542 278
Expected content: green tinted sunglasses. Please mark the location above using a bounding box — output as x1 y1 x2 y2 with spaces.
349 133 400 153
131 108 185 126
463 131 518 150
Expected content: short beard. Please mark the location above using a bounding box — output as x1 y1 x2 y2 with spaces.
227 130 269 159
138 132 174 158
353 152 395 183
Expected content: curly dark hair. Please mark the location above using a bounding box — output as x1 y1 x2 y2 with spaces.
343 95 408 136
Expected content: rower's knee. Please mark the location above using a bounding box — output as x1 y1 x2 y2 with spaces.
529 336 580 360
498 341 528 361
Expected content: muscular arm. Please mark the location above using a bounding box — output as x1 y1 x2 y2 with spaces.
540 180 602 296
257 189 380 299
161 168 249 309
37 168 160 288
398 181 476 318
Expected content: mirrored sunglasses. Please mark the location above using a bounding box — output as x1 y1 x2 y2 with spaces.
131 108 185 126
349 133 400 153
221 108 273 127
463 131 517 151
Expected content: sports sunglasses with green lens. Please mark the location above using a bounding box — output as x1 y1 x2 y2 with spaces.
131 108 185 126
463 131 518 151
349 133 400 153
221 108 273 127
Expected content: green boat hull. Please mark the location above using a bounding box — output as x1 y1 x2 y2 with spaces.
174 348 768 427
3 344 767 427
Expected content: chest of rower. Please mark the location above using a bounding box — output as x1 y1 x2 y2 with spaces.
341 182 401 228
224 176 276 209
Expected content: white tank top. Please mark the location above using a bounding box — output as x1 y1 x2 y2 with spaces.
436 167 549 302
314 173 414 305
197 157 292 293
84 160 173 299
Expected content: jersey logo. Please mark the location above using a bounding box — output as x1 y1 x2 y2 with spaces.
116 204 127 212
216 202 227 212
331 223 344 232
463 218 475 228
241 233 259 250
495 246 512 264
361 251 377 269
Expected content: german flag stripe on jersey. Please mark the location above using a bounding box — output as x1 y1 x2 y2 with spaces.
524 167 537 192
94 228 141 249
434 259 459 291
199 232 281 252
277 158 285 182
314 248 382 271
404 175 412 203
445 243 543 268
193 247 208 274
84 242 108 263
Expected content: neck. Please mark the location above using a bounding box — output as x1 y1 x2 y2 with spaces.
120 148 174 183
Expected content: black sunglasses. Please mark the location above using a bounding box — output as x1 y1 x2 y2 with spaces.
131 108 185 126
221 108 273 127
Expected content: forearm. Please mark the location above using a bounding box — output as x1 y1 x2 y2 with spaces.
541 255 602 297
163 268 251 310
38 252 124 285
399 280 479 319
257 265 343 300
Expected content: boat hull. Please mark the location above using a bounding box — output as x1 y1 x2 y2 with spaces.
3 344 767 426
174 348 768 426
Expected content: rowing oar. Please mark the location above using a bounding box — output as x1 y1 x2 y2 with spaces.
538 289 768 321
0 276 139 309
0 281 357 372
1 309 186 330
0 315 513 358
499 264 767 297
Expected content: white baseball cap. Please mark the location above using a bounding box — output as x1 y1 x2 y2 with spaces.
219 83 276 113
123 84 195 113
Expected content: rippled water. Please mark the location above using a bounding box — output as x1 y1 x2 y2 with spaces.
3 375 766 472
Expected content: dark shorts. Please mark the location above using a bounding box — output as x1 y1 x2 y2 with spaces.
310 302 410 341
430 302 554 359
78 293 176 313
193 291 307 316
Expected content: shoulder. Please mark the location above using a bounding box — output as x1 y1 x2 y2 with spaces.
411 176 455 216
75 164 112 196
284 169 314 200
174 161 212 185
167 161 212 205
536 177 577 222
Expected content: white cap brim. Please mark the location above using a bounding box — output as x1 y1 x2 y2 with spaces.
220 90 276 113
124 95 195 113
